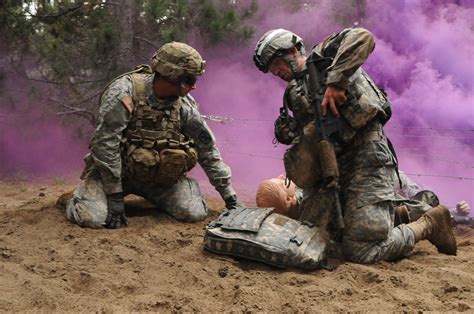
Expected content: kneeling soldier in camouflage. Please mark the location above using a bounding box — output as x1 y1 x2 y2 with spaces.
253 28 456 263
66 42 240 229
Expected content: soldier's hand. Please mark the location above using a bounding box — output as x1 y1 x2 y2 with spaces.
321 85 346 117
224 195 244 210
105 193 128 229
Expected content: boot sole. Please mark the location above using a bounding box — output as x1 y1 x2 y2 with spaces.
433 205 457 256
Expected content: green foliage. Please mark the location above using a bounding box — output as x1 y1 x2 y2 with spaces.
22 2 121 81
196 0 255 45
141 0 256 45
159 23 184 42
1 0 258 128
94 22 119 55
0 0 35 42
142 0 189 42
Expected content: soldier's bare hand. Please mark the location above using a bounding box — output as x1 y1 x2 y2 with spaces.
321 85 347 117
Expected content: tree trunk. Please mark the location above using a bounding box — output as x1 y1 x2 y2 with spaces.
116 0 135 72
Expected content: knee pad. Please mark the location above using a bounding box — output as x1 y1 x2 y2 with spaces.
66 197 106 229
172 198 208 222
344 202 392 242
342 238 375 264
65 178 108 229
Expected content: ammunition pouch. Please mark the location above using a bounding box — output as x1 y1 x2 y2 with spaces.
123 144 197 185
155 148 197 184
125 146 160 182
204 207 328 270
283 122 323 188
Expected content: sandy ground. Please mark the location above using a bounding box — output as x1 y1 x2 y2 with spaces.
0 179 473 312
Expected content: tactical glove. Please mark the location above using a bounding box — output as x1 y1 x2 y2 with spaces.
104 192 128 229
224 194 243 210
274 114 299 145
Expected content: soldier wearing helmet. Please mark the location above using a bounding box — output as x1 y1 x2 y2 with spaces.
254 28 456 264
65 42 241 229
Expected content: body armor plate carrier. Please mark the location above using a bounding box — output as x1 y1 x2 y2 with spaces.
122 66 197 185
204 207 328 270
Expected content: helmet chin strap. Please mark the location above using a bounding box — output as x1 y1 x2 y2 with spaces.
282 53 303 80
175 80 187 97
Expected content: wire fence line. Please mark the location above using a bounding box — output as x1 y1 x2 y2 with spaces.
396 151 474 169
404 173 474 181
386 125 474 132
386 133 474 141
219 149 474 181
203 115 474 132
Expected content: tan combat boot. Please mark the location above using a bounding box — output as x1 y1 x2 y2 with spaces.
56 190 74 209
406 205 457 255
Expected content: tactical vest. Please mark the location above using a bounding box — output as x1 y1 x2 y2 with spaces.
120 66 197 185
204 207 329 270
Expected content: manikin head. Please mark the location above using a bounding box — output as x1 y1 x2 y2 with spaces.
150 42 206 98
256 175 299 219
253 29 306 81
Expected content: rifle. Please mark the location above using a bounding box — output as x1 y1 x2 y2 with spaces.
306 55 344 230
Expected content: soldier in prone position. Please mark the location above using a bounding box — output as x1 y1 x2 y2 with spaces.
253 28 457 263
66 42 241 229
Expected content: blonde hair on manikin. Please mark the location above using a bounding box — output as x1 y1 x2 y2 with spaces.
256 175 297 218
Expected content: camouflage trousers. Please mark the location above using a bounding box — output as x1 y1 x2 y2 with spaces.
299 139 433 264
66 173 208 229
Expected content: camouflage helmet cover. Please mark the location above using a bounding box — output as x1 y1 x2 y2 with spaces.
253 29 305 73
150 42 206 81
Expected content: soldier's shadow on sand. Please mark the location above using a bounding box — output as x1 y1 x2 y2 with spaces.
123 195 162 218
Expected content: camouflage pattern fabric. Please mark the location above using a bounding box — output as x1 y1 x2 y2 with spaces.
253 29 305 73
394 191 437 224
86 72 234 199
283 28 419 263
150 42 205 81
67 64 235 228
66 172 108 229
67 170 208 227
396 170 438 221
204 207 327 270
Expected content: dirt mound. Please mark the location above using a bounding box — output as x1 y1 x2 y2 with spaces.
0 180 473 312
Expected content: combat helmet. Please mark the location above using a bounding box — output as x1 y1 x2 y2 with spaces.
150 42 206 82
253 29 305 73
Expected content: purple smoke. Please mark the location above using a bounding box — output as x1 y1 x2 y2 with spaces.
1 0 472 211
0 67 88 179
192 0 474 209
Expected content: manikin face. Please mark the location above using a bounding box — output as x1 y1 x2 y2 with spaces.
256 175 299 219
273 175 298 210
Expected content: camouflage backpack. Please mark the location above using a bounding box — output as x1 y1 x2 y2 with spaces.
204 207 328 270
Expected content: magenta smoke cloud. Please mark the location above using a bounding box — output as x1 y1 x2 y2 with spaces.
192 0 474 208
1 0 472 210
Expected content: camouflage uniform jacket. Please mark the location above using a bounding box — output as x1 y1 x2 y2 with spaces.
284 27 399 207
83 73 235 199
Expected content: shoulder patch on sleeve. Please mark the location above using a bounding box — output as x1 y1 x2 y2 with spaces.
197 129 212 145
121 95 134 113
